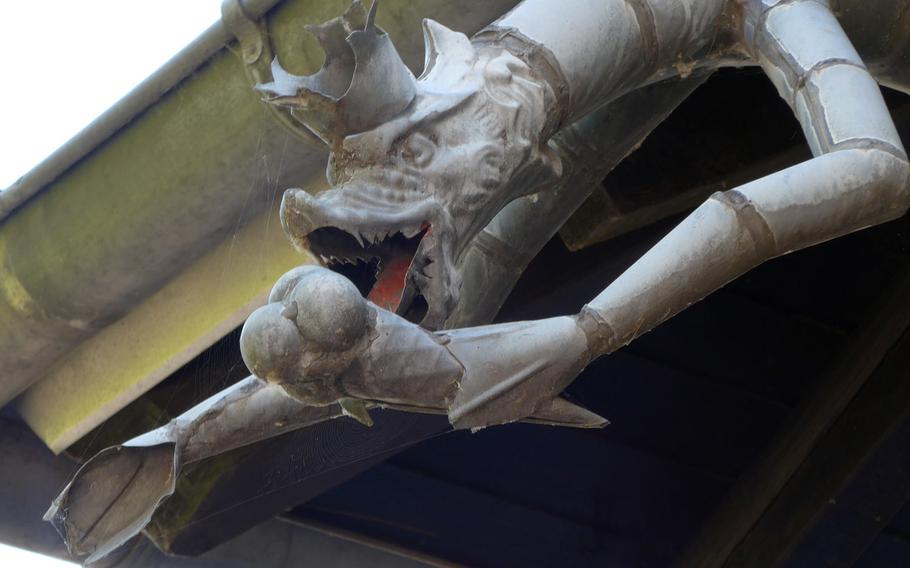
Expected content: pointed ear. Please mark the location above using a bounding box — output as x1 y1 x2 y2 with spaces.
421 18 474 79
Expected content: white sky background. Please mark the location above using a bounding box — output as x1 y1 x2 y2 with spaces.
0 542 77 567
0 1 222 189
0 2 221 564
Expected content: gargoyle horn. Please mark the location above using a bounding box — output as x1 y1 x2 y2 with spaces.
256 0 418 148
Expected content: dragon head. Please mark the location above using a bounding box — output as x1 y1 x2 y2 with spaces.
258 1 561 328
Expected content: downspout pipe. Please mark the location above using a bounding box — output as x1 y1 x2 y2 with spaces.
0 0 520 408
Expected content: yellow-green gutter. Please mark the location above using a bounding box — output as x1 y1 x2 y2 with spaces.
8 0 520 450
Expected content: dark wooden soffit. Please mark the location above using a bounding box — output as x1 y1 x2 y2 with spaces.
680 267 910 567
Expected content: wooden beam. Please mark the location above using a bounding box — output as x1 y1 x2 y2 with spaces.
0 418 422 567
679 267 910 567
560 145 806 251
561 94 910 252
749 328 910 566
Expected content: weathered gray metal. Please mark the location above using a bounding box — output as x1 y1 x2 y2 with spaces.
251 0 910 447
49 0 910 561
40 71 710 562
0 0 521 410
0 418 421 567
43 376 344 563
585 0 909 357
262 1 565 328
253 0 906 427
45 266 606 561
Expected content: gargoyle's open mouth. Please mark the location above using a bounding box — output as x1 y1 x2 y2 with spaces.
306 224 430 322
281 185 457 329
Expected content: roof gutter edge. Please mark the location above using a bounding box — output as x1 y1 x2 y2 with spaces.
0 0 283 221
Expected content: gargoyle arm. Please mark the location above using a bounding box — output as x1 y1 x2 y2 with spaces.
579 0 910 360
447 71 712 328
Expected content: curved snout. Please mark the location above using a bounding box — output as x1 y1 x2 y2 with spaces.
280 183 439 250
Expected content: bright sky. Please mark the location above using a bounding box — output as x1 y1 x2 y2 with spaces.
0 542 76 567
0 1 222 189
0 3 222 564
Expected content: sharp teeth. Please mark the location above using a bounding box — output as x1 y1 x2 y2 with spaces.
353 232 366 247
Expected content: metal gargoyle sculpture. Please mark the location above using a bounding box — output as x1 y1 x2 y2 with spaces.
48 0 910 561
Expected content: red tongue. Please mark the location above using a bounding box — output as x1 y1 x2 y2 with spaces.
367 254 411 312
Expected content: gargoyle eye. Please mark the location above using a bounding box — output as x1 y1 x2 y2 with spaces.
402 132 435 168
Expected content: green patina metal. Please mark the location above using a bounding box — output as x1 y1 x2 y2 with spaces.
144 452 242 551
0 0 327 406
0 0 519 409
